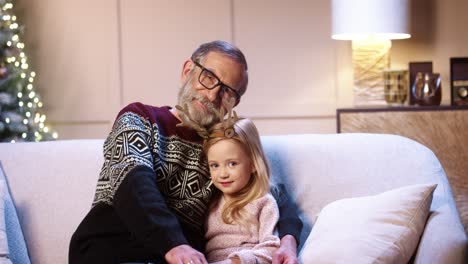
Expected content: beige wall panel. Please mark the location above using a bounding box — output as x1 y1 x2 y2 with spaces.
119 0 232 108
14 0 468 138
15 0 120 123
254 117 336 136
52 122 111 140
234 0 336 118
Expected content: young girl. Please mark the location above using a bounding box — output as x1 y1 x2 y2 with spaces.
203 117 280 264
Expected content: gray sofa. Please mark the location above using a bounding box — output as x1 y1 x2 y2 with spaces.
0 133 466 263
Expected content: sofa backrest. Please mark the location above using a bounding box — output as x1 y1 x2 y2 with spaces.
0 134 459 263
261 133 455 225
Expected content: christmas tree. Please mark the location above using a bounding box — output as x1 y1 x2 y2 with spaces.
0 0 57 142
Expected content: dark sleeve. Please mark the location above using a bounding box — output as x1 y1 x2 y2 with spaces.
270 184 303 246
97 106 187 255
114 165 187 254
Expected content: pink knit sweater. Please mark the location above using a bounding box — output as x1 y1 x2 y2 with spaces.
205 194 280 264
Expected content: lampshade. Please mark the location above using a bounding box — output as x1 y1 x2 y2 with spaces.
332 0 410 40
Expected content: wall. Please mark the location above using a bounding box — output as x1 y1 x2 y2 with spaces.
14 0 468 139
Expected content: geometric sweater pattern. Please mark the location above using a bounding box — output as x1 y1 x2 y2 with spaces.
92 104 213 232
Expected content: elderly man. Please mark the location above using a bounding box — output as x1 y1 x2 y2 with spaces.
69 40 302 264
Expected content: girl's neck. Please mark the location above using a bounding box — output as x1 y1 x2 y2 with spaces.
222 194 233 203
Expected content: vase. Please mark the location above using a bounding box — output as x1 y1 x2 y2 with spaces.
411 72 442 106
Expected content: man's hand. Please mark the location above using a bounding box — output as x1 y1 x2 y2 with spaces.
165 244 208 264
272 235 299 264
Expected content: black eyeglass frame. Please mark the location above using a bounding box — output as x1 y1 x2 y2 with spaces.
192 60 241 104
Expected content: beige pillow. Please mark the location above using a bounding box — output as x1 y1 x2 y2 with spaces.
300 183 436 264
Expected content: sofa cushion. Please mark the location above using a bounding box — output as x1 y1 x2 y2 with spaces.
0 178 12 263
0 164 31 264
300 183 436 263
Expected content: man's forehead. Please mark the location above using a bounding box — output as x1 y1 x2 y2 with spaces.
203 52 244 86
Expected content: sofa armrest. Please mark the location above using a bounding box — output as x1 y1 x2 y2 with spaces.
414 204 468 264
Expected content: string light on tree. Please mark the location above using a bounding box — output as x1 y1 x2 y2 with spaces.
0 0 58 142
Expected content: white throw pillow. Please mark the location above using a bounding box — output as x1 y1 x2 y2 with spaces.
300 183 437 264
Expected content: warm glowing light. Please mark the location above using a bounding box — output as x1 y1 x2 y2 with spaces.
12 34 18 41
43 127 49 133
17 92 22 98
27 84 33 90
31 71 36 77
52 132 59 139
21 73 26 78
23 119 28 125
29 91 35 98
26 112 31 117
22 133 27 138
19 101 24 107
5 118 10 124
27 102 33 108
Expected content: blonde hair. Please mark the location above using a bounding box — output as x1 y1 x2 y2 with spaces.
204 118 270 227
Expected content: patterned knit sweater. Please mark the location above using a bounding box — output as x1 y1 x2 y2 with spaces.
205 194 280 264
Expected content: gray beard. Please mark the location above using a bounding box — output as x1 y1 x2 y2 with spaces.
177 77 220 128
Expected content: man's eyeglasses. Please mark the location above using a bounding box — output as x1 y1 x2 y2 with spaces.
192 60 240 104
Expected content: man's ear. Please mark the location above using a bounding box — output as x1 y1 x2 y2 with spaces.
181 59 193 83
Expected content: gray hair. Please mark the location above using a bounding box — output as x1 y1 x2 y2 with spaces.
190 40 248 97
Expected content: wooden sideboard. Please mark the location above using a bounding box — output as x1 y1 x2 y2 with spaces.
337 105 468 234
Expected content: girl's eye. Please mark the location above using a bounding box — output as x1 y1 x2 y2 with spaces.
209 163 218 169
228 161 237 167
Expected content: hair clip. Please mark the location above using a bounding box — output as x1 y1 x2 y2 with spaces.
209 109 239 139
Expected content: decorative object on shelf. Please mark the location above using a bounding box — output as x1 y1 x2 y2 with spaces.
409 62 433 105
450 57 468 106
412 72 442 106
384 69 408 105
331 0 411 106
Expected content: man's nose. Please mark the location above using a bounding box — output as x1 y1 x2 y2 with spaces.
206 86 221 102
